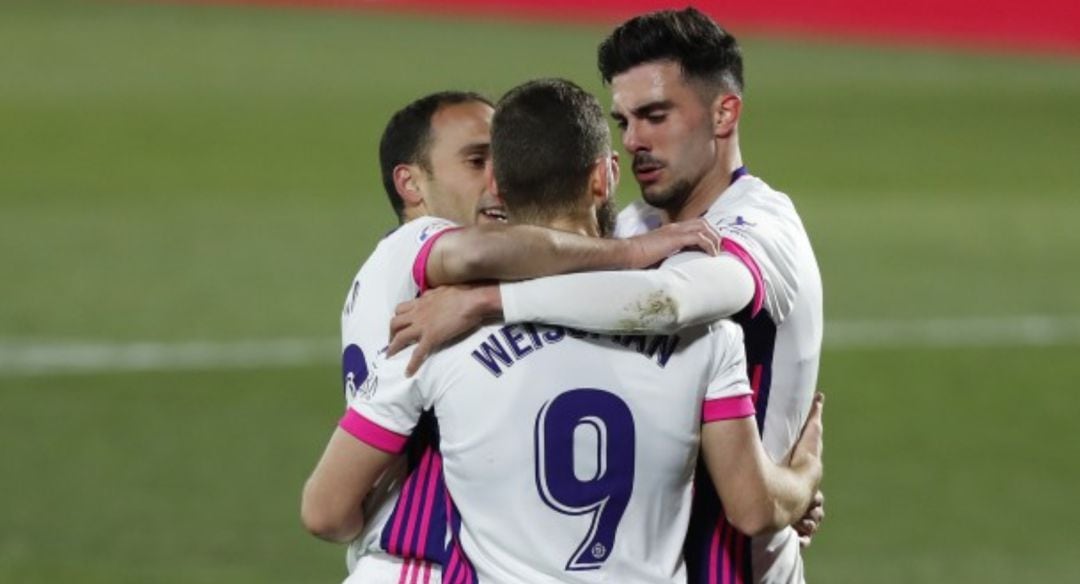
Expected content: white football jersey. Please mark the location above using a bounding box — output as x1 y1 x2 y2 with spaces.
617 173 823 584
343 318 755 584
339 215 459 582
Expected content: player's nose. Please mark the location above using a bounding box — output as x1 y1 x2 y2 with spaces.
622 121 649 153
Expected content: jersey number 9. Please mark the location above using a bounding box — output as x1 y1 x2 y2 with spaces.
534 388 636 571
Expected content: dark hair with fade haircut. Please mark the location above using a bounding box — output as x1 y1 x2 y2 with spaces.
492 78 610 223
378 90 493 221
597 7 743 95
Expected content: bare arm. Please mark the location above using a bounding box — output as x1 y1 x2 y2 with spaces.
700 394 824 536
423 220 720 288
301 427 396 543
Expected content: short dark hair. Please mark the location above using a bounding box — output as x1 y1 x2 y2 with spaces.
597 7 743 95
378 91 493 221
492 79 610 223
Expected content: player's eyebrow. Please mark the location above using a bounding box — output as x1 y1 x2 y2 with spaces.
459 142 490 157
630 100 674 118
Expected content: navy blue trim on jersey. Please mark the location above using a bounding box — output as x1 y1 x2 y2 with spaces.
733 303 778 433
685 303 778 583
378 412 451 564
730 166 749 184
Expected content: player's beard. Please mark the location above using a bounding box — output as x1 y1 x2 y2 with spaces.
641 178 694 215
597 197 617 238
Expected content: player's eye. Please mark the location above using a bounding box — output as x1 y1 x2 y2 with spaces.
466 156 486 169
645 113 667 124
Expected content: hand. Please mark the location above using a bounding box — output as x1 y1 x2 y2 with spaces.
624 218 721 269
387 284 499 376
795 490 825 548
790 392 824 484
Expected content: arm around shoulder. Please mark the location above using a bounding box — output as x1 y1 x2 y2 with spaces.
501 252 755 334
301 426 398 543
699 394 824 536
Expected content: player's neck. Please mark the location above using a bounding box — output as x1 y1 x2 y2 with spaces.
401 206 426 224
539 211 599 238
671 142 743 222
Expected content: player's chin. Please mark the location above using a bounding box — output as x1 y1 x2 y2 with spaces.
641 185 672 207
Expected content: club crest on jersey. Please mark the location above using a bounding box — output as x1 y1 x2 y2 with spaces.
342 344 377 400
418 220 454 243
716 215 756 235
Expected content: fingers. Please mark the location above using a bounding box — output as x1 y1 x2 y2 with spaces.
677 219 720 256
792 392 825 468
804 392 825 444
697 219 722 253
796 489 825 548
696 232 720 256
795 517 818 537
405 339 431 377
387 323 420 357
395 299 417 315
389 313 409 337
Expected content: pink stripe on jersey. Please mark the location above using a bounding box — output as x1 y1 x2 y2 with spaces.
412 227 462 294
401 448 435 555
409 558 421 584
422 560 432 584
749 363 764 404
397 559 411 584
703 395 755 422
720 519 731 584
721 238 765 318
416 453 444 559
388 450 429 555
339 409 408 454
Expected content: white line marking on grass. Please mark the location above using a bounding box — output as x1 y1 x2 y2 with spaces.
2 315 1079 376
825 315 1080 349
0 338 338 377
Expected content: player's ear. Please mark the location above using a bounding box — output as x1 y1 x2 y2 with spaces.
587 155 613 207
392 164 425 209
606 152 620 196
712 93 742 139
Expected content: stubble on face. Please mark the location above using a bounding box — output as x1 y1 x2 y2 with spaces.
612 61 716 217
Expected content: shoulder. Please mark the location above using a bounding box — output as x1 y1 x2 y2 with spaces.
707 177 798 234
708 319 745 349
389 216 461 248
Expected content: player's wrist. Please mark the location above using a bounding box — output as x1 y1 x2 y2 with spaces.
471 284 504 320
615 238 641 270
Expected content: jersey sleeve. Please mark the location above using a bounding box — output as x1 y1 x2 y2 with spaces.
338 216 460 405
701 320 755 423
500 251 754 333
339 348 427 454
398 216 462 294
708 204 800 324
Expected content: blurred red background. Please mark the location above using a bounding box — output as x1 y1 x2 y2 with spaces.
181 0 1080 54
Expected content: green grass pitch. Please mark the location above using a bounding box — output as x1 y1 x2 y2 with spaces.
2 1 1079 582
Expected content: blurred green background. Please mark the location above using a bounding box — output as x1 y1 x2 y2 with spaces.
2 1 1079 582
